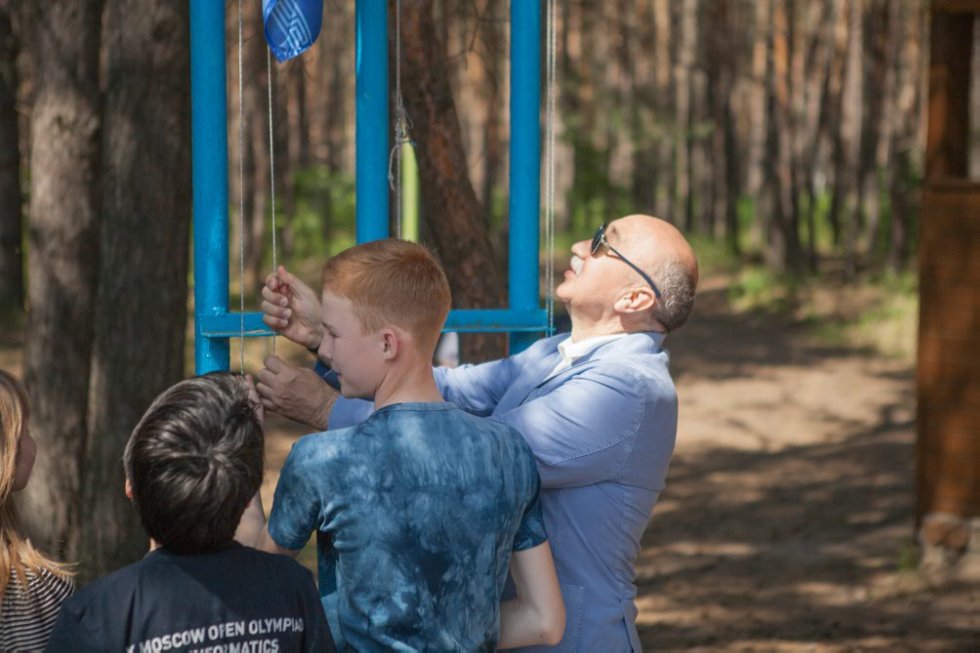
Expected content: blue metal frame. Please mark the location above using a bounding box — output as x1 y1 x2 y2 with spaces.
192 0 547 373
191 0 230 373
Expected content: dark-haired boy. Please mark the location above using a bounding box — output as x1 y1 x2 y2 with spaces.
46 372 334 653
240 240 564 651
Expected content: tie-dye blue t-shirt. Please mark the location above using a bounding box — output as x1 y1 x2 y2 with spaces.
267 402 547 652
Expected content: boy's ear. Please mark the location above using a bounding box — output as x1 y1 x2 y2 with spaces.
380 328 400 360
124 478 134 501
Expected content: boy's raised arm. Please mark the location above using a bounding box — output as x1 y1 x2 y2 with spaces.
234 491 268 547
261 265 325 350
498 541 566 649
234 491 302 558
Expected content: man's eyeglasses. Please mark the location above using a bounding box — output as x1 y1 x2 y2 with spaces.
591 223 662 300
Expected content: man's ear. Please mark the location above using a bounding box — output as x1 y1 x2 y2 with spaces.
380 328 400 360
125 478 134 501
614 287 656 314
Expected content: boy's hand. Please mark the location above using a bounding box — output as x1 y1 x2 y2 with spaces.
256 355 336 430
261 265 324 351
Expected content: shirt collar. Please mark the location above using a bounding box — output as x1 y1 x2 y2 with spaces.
556 333 628 367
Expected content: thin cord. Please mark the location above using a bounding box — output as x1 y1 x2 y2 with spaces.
394 0 402 238
387 0 410 239
238 0 246 372
267 48 278 354
545 0 557 335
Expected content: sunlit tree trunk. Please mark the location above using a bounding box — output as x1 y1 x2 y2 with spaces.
397 0 505 362
18 0 103 560
0 4 22 313
80 0 191 581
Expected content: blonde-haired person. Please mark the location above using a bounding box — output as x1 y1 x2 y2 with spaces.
0 369 74 650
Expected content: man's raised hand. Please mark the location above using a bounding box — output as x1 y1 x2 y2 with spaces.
261 265 324 351
255 355 336 430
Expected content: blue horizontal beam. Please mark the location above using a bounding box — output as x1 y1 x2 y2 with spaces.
444 309 547 333
200 308 549 338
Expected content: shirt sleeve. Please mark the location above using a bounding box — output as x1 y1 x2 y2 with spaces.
492 367 650 490
329 396 374 429
45 600 101 653
268 440 325 551
434 356 520 417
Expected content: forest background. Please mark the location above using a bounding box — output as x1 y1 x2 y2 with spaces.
0 0 931 588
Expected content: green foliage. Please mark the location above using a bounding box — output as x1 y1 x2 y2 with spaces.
686 234 740 276
728 266 801 314
564 133 636 236
287 165 357 261
727 263 918 361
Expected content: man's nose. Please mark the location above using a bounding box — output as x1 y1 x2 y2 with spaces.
570 239 590 257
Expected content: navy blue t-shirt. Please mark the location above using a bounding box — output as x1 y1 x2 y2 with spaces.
268 402 547 652
46 543 333 652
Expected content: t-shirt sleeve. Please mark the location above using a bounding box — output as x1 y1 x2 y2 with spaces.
268 440 325 551
45 599 101 653
511 468 548 552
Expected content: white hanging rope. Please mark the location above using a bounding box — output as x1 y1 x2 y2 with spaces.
238 0 246 372
267 49 278 275
266 48 279 354
387 0 411 239
544 0 558 335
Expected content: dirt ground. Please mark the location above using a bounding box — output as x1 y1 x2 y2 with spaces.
630 280 978 652
4 274 977 651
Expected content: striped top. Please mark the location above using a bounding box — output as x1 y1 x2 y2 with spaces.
0 568 74 652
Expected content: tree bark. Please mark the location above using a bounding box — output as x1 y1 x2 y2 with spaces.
0 3 22 314
18 0 103 560
652 0 674 219
245 1 270 293
397 0 504 362
704 0 741 253
887 0 924 271
675 0 695 230
79 0 190 581
838 0 864 277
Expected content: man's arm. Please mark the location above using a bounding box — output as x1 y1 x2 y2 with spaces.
493 367 673 490
256 355 337 429
498 542 565 649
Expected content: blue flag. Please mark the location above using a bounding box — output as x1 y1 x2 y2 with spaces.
262 0 323 62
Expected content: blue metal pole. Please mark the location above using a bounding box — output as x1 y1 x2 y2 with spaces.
355 0 389 243
190 0 230 374
508 0 542 353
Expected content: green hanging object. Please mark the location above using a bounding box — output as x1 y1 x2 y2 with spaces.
401 141 420 242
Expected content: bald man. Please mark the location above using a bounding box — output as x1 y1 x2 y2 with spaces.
257 215 699 652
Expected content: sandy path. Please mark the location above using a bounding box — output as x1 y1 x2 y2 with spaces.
636 282 978 651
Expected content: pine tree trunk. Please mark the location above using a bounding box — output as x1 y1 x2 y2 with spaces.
0 5 22 314
78 0 190 581
18 0 103 560
398 0 504 362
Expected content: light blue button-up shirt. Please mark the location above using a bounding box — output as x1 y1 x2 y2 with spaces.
328 332 677 652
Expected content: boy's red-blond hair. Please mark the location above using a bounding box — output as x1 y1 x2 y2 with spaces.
322 239 451 354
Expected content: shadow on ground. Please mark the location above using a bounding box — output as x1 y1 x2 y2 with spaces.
632 282 978 651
